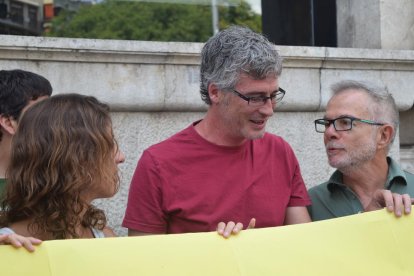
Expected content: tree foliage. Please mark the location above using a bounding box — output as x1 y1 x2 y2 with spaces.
46 1 261 42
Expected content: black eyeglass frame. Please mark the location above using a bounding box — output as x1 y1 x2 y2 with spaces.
230 87 286 106
314 116 385 133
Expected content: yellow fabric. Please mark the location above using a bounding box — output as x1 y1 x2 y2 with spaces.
2 209 413 275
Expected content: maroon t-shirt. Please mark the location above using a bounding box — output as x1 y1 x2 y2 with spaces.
123 123 310 234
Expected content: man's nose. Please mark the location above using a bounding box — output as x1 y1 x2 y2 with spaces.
116 150 126 164
259 99 274 116
324 122 339 139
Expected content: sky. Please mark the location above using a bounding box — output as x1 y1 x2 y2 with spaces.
246 0 261 14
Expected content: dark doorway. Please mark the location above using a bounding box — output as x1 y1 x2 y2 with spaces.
262 0 337 47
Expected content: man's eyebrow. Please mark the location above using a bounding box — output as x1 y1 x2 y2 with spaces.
323 114 354 120
244 90 279 95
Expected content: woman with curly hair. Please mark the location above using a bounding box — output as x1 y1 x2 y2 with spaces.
0 93 125 245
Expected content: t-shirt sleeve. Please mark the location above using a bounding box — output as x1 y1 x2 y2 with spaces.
0 227 15 235
285 144 311 207
122 150 167 234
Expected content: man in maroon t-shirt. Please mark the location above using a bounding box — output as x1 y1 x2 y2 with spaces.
123 26 312 238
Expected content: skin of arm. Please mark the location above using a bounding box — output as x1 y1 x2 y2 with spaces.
283 206 312 225
103 227 117 237
128 229 158 236
128 208 310 238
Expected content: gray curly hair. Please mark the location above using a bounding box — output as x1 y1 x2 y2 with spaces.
200 25 283 105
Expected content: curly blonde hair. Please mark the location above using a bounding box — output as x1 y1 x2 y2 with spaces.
0 94 120 239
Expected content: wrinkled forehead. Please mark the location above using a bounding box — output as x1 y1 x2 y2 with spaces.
235 73 279 92
325 89 373 119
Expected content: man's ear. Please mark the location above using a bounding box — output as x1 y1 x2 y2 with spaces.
376 124 394 150
208 83 221 104
0 115 18 136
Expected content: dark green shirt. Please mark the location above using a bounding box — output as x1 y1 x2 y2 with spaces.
0 178 5 198
308 157 414 221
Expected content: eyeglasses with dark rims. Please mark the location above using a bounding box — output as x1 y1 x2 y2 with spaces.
230 87 286 107
314 116 385 133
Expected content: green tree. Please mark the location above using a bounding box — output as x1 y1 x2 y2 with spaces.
220 1 261 33
46 1 261 42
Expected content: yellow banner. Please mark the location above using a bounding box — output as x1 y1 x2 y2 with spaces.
2 209 413 275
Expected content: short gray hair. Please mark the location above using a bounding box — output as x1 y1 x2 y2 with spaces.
200 25 283 105
331 80 399 150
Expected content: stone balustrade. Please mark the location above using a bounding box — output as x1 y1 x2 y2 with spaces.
1 35 413 235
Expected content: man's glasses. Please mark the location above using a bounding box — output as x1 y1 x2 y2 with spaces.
230 88 286 107
314 116 385 133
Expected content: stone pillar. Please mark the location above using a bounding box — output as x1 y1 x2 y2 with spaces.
337 0 414 171
336 0 414 50
400 108 414 173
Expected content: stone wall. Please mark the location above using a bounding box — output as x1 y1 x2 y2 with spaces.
1 35 413 235
336 0 414 50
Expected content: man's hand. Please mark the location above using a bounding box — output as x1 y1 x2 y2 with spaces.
0 234 42 252
365 189 414 217
216 218 256 238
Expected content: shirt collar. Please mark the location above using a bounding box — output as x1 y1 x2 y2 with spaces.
326 156 408 193
385 156 408 188
327 170 345 192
